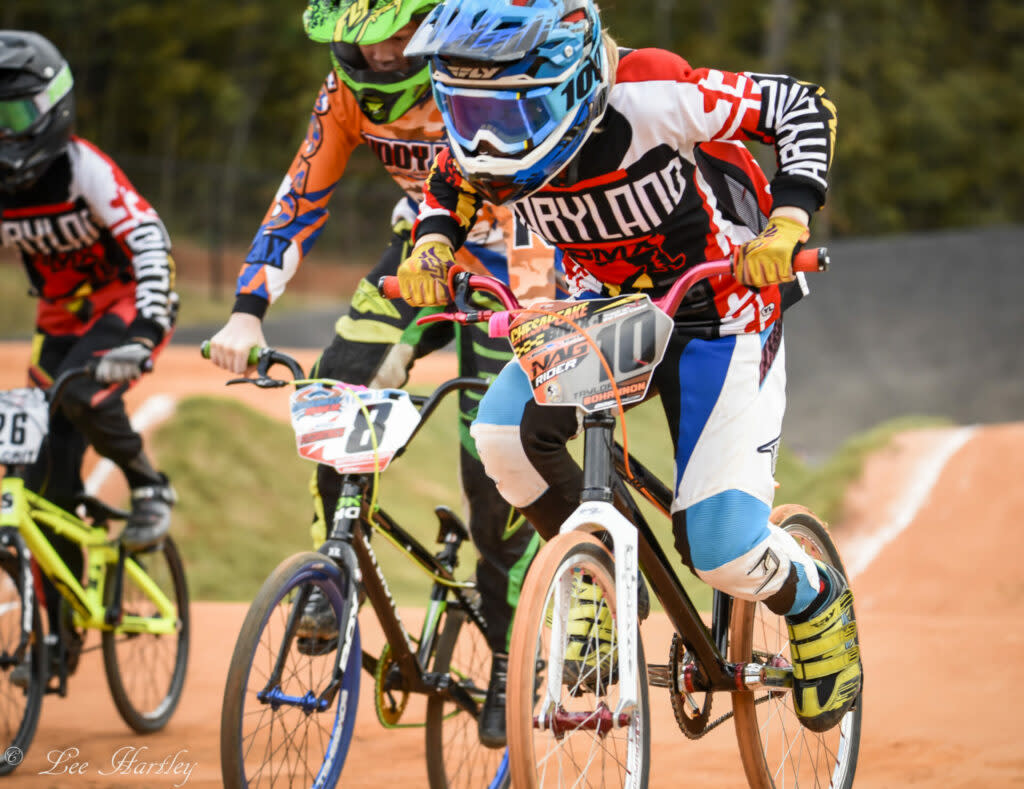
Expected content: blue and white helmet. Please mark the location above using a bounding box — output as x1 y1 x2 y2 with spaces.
405 0 610 204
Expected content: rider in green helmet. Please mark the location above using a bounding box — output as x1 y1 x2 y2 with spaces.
304 0 440 124
208 0 557 750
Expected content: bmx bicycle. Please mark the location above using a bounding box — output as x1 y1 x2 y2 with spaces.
209 344 510 788
381 248 861 788
0 365 190 775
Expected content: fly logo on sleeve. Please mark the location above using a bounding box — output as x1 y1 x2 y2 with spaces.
750 75 835 190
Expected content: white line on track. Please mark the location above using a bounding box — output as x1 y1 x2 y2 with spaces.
843 425 976 579
84 394 178 495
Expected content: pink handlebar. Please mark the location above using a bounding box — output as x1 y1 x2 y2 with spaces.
488 311 514 339
379 248 829 332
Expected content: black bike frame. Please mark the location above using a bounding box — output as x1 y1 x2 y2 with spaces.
275 376 493 716
579 411 737 692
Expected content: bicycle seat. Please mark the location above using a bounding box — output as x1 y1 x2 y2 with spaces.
75 494 131 523
434 506 470 545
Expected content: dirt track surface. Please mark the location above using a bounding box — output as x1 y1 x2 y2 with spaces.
1 343 1021 788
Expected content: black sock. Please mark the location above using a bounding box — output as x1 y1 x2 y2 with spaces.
789 563 833 624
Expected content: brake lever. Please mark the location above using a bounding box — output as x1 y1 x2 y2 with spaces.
225 376 287 388
450 271 494 324
225 348 288 388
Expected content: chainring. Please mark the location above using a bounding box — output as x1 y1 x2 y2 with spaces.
373 643 410 727
669 632 713 739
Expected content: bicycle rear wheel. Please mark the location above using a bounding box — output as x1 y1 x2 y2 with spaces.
507 532 649 789
220 551 361 789
102 536 190 733
0 551 44 775
730 506 861 789
424 589 510 789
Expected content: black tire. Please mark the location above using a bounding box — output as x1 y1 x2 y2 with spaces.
0 551 45 775
730 507 862 789
507 532 650 789
102 536 190 733
221 551 361 789
425 590 510 789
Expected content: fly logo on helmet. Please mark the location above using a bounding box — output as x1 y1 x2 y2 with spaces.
405 0 611 205
445 63 503 80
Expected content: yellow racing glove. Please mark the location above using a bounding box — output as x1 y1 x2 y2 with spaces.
397 240 455 306
732 215 810 288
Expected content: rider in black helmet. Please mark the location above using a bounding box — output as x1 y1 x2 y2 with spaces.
0 31 179 680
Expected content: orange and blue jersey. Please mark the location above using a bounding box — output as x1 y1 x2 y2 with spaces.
234 69 554 319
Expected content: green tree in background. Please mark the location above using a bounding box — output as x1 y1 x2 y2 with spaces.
2 0 1021 254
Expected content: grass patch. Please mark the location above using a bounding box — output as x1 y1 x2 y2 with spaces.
0 264 36 339
154 390 949 606
152 390 474 603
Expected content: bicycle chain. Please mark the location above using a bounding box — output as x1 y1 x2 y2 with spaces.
667 630 777 738
668 633 715 739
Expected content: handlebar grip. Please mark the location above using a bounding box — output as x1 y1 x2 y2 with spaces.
379 276 401 300
794 247 829 273
488 312 513 339
200 340 261 366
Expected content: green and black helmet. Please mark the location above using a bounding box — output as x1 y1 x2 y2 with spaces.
303 0 441 124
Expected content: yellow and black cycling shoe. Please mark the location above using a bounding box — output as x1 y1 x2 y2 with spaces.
562 573 618 692
786 561 863 732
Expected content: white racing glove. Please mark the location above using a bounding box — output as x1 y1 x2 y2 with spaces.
95 342 153 383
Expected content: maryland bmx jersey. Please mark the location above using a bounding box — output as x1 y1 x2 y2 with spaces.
234 69 554 318
0 137 176 343
415 48 838 337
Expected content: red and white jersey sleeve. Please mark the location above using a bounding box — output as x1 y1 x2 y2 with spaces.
71 139 176 338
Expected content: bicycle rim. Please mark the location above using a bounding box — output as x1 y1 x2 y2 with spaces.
0 552 44 775
425 592 510 789
508 532 649 789
220 552 361 789
101 536 190 733
730 508 862 789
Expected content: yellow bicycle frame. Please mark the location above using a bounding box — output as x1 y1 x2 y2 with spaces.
0 476 178 635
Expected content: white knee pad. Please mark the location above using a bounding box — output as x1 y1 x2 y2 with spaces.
470 423 548 508
696 522 820 602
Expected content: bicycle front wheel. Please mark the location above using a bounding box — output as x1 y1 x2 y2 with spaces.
220 551 361 789
507 532 649 789
425 588 509 789
0 551 45 775
102 536 190 733
730 506 862 789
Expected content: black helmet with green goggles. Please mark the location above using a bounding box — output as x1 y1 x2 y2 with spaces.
0 30 74 192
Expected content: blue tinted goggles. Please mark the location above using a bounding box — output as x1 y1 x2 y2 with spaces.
434 81 568 156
